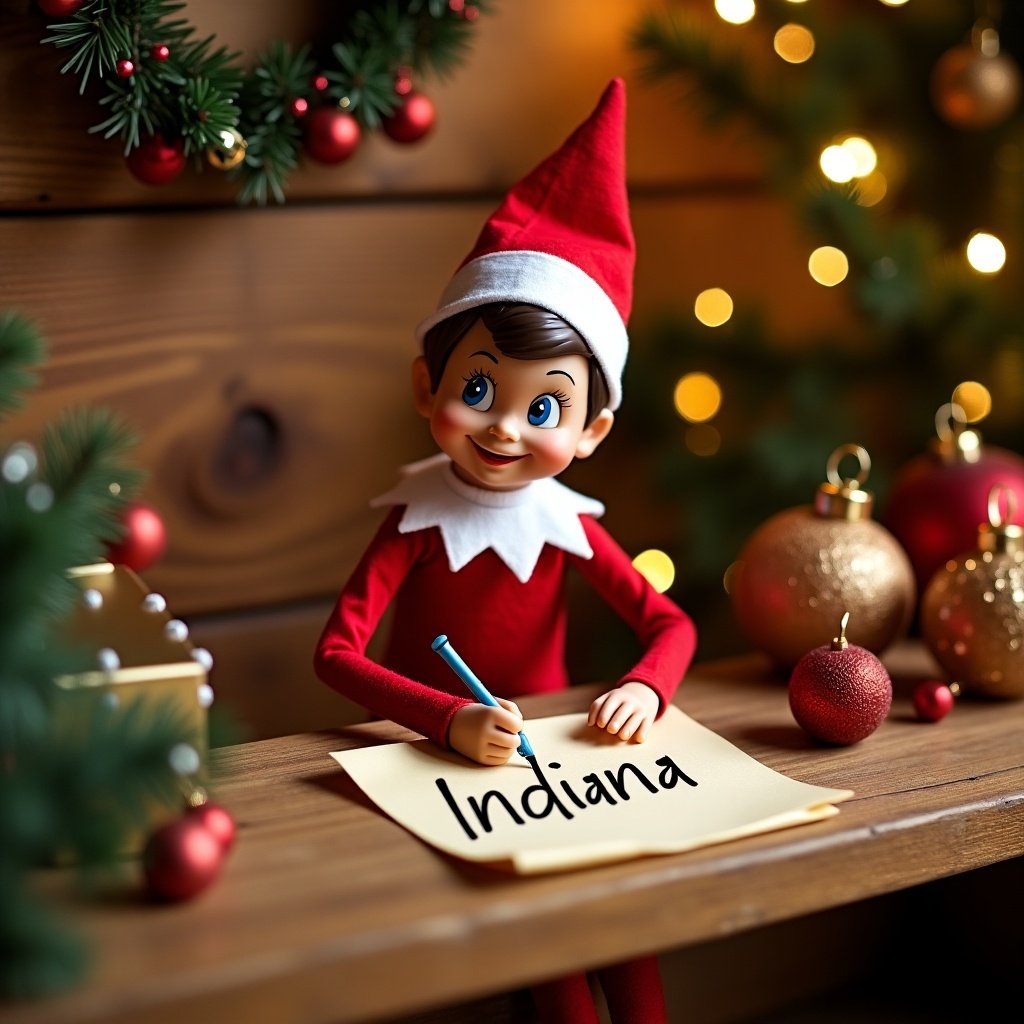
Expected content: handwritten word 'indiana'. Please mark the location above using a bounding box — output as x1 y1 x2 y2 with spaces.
435 756 698 842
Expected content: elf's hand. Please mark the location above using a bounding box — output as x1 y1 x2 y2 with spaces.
449 699 524 766
588 681 660 744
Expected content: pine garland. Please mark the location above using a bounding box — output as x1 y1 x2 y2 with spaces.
38 0 491 204
0 312 195 999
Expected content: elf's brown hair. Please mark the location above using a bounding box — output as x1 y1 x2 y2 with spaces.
421 303 611 426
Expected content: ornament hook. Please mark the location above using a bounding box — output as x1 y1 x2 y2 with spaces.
987 482 1018 528
826 443 871 488
935 402 967 441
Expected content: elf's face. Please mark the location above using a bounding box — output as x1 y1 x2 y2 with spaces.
412 321 613 491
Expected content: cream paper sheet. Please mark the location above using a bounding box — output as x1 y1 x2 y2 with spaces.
330 706 853 874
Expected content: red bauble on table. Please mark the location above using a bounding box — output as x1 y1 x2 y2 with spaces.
913 680 957 722
788 613 893 745
188 800 237 853
125 133 186 186
106 501 167 573
142 816 224 902
382 91 436 144
304 106 361 164
881 404 1024 599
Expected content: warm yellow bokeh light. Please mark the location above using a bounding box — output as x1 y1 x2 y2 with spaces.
855 170 887 207
714 0 755 26
694 287 734 327
952 381 992 423
632 549 676 594
674 373 723 423
686 424 722 457
820 144 856 183
966 231 1006 274
842 136 877 176
774 23 814 63
879 0 910 7
808 246 849 286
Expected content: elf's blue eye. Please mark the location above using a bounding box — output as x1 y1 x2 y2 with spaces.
528 395 561 429
462 375 494 410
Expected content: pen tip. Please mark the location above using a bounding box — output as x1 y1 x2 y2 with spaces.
431 634 448 651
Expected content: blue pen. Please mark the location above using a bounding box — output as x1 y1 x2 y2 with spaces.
431 634 538 766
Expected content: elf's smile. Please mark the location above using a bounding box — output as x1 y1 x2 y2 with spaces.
469 438 526 466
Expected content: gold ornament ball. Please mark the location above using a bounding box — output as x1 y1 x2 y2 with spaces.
731 507 916 671
207 128 248 171
920 547 1024 700
931 44 1022 129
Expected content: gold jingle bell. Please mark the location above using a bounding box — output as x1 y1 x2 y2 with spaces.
920 484 1024 698
730 444 917 671
207 128 247 171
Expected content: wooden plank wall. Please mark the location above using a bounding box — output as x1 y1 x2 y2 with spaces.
0 0 852 742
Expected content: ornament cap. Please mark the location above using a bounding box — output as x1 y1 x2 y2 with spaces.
814 444 874 520
831 611 851 651
931 402 983 464
978 483 1023 553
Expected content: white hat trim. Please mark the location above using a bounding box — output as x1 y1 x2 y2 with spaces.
414 250 627 411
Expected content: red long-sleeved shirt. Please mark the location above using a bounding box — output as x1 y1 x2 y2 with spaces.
314 504 696 747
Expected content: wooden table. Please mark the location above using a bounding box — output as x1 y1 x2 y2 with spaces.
5 642 1023 1024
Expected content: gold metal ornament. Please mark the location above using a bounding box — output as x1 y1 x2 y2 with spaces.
931 20 1022 130
921 484 1024 698
730 444 917 670
206 128 248 170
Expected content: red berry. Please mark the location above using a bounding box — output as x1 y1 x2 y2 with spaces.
913 680 955 722
290 97 309 118
150 44 170 62
116 58 135 78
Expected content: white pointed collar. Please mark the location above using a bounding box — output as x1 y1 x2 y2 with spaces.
370 454 604 583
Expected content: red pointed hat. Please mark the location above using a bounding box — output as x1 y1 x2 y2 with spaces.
416 78 635 410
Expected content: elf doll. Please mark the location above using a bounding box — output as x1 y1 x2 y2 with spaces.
315 78 696 1024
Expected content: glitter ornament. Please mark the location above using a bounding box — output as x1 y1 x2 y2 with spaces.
931 21 1021 130
788 613 893 745
882 404 1024 601
731 444 916 670
920 484 1024 699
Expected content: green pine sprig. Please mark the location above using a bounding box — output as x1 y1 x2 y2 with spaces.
0 313 194 999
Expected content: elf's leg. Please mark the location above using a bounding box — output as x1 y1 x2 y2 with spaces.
530 972 601 1024
596 954 668 1024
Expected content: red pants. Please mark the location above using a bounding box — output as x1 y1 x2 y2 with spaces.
530 954 667 1024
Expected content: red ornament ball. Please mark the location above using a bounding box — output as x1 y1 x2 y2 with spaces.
125 133 186 186
142 816 223 902
382 91 436 144
36 0 85 16
881 414 1024 598
150 43 170 62
188 801 236 853
106 500 167 572
304 107 361 165
788 621 893 745
912 680 956 723
116 58 135 78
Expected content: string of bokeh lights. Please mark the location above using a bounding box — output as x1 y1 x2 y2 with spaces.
633 0 999 595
